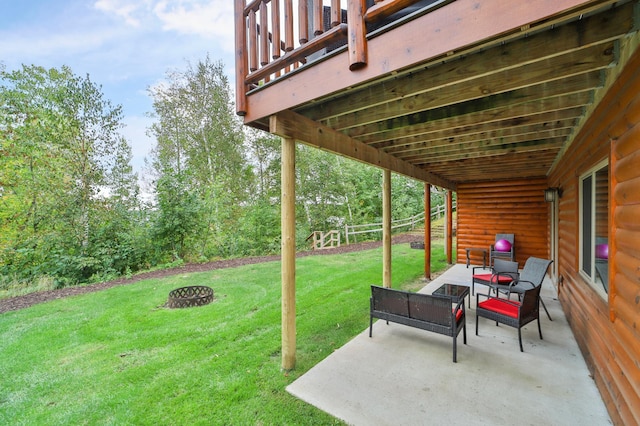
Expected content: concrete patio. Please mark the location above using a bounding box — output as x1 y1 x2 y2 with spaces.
287 263 612 425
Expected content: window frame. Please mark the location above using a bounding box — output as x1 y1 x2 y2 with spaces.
578 158 609 298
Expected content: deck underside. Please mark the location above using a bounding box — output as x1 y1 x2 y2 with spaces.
242 0 639 188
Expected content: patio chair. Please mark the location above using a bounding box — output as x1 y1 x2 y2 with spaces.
489 257 553 321
470 259 519 307
476 284 542 352
489 233 515 267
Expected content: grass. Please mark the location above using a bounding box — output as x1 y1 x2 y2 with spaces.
0 243 450 425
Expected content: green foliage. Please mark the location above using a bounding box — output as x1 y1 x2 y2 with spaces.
0 57 446 293
0 243 439 425
0 65 142 287
294 146 427 243
152 173 204 261
148 56 251 262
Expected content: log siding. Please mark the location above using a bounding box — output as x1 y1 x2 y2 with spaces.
456 178 549 267
549 45 640 426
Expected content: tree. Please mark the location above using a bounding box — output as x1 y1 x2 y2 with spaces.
148 56 251 260
0 65 139 286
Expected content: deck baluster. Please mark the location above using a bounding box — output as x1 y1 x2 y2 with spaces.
284 0 294 51
271 0 281 58
260 2 269 67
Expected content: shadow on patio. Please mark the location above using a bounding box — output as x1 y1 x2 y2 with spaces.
287 264 611 425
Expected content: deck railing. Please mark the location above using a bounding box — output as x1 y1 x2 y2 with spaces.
235 0 435 116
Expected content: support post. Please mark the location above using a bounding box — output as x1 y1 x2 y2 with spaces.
424 184 431 279
281 136 296 371
347 0 367 70
234 0 247 115
383 169 392 288
446 190 453 264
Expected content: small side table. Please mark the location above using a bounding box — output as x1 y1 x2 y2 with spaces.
465 247 487 268
433 283 470 308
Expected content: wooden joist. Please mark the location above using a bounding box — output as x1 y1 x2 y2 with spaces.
270 109 456 190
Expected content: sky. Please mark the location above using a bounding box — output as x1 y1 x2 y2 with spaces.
0 0 237 174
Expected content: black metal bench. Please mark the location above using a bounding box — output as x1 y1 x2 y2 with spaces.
369 285 467 362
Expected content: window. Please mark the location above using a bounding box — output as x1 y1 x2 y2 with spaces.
580 160 609 295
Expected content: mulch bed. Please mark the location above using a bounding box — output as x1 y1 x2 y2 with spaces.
0 234 421 314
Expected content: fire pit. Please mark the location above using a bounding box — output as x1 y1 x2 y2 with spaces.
167 286 214 308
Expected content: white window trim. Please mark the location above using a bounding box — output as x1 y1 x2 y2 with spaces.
578 158 608 299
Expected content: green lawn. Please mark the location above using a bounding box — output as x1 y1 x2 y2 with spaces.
0 243 449 425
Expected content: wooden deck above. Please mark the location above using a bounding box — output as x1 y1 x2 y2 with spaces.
235 0 639 188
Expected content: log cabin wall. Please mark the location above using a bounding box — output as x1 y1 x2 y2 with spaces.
548 46 640 426
456 178 549 267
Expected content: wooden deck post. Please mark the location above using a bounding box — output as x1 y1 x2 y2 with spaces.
234 0 247 116
446 190 453 264
424 183 431 279
281 136 296 371
383 169 392 288
347 0 367 70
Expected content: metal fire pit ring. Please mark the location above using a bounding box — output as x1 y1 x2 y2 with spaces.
167 285 214 309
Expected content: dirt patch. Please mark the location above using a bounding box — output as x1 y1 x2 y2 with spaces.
0 234 422 314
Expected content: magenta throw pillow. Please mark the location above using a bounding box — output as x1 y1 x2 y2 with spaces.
595 244 608 259
494 239 512 252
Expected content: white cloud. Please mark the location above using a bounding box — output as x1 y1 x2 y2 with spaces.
153 0 234 46
94 0 142 27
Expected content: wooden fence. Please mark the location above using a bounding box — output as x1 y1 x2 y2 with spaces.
307 230 341 250
344 202 455 244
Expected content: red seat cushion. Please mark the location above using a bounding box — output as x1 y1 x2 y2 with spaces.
478 298 520 318
453 307 463 322
473 273 513 284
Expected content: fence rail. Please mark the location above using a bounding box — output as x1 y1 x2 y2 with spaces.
344 202 456 244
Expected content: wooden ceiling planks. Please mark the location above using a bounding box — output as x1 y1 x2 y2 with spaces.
242 0 637 188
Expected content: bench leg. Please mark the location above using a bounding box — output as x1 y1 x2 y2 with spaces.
369 315 373 337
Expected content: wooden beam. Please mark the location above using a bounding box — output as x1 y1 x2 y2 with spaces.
270 109 456 189
351 69 603 142
325 42 614 130
355 91 593 144
426 152 559 180
281 136 296 371
424 183 431 279
383 169 391 287
446 190 453 265
390 126 573 157
383 112 577 149
404 137 568 164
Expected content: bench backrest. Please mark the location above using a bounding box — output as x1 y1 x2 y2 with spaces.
371 285 409 316
371 285 453 327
